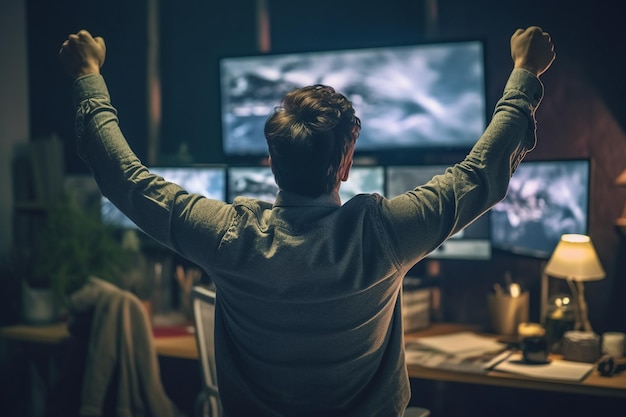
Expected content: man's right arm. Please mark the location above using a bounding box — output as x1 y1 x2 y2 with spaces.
62 31 234 270
379 26 554 267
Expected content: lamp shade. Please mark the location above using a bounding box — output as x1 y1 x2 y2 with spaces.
544 234 605 281
616 168 626 186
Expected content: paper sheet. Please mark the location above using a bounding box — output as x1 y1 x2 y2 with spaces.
494 353 594 381
412 331 506 356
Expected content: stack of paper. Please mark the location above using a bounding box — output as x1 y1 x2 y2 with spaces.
405 332 508 373
410 332 506 357
493 353 594 382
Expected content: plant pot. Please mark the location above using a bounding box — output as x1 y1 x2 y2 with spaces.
21 282 57 324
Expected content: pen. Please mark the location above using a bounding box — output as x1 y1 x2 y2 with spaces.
482 350 514 370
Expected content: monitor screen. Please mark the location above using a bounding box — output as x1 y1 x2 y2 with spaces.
101 166 227 230
227 165 385 205
340 166 385 203
490 159 590 259
227 166 279 203
386 165 491 260
219 40 486 157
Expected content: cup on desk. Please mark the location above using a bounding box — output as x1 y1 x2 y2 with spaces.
487 290 529 336
522 336 549 364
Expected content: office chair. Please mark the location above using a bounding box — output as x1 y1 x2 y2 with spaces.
191 285 430 417
192 285 222 417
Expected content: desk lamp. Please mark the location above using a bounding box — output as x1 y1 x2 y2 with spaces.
616 168 626 234
543 234 605 333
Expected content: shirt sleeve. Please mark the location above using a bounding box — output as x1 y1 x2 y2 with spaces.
72 74 234 268
380 68 544 266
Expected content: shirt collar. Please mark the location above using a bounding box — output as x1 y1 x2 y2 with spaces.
273 190 341 208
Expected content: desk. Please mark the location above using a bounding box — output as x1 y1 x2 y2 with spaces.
154 333 197 359
0 321 200 417
3 322 625 400
0 321 198 359
405 324 626 400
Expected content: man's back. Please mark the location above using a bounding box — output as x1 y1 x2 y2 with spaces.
210 193 410 416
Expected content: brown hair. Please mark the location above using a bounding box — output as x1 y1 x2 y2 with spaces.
264 85 361 198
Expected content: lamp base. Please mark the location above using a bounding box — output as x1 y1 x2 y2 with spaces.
567 279 593 333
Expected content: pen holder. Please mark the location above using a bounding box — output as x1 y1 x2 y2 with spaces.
487 291 529 336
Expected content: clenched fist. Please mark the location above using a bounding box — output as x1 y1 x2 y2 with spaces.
511 26 556 77
59 30 106 79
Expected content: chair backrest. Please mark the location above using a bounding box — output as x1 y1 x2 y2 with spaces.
191 286 221 417
404 406 431 417
190 286 429 417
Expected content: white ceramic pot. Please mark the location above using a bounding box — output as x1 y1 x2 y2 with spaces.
21 282 57 324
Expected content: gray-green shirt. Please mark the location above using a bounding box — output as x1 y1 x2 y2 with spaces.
73 68 543 417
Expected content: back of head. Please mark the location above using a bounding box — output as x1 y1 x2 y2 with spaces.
264 85 361 198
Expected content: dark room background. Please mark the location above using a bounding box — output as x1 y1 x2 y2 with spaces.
23 0 626 332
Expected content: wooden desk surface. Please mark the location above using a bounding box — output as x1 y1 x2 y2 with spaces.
0 321 199 360
2 322 625 398
154 334 197 360
405 324 626 399
0 322 70 344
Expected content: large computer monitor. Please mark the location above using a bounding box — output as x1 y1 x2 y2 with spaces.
490 159 591 259
386 165 491 260
101 166 227 230
219 40 486 157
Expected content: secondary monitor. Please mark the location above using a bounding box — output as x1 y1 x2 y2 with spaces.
101 166 227 230
386 165 491 260
227 166 279 203
227 165 385 205
490 159 591 259
340 166 385 203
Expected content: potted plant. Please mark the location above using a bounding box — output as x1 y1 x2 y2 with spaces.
23 192 132 323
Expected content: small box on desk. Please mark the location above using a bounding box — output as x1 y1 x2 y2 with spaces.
402 276 437 332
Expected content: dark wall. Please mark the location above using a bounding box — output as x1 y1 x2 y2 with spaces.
26 0 626 332
158 0 258 163
27 0 149 173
